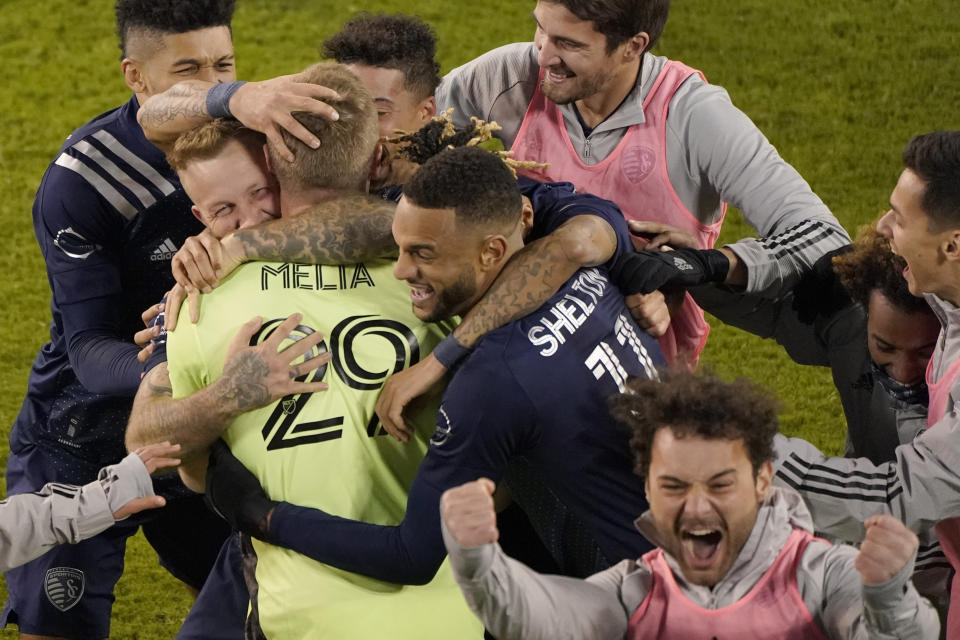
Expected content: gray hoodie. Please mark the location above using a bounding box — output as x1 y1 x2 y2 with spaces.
442 486 938 639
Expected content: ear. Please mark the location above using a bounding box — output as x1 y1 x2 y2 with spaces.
755 460 773 500
942 229 960 263
478 235 509 271
368 141 390 183
622 32 651 61
190 204 205 225
121 58 146 94
418 96 437 125
520 196 535 238
262 144 274 174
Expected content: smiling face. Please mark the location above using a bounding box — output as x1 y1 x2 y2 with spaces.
532 1 617 105
178 139 280 238
123 26 236 98
646 428 771 588
391 197 483 322
866 290 938 385
344 63 435 139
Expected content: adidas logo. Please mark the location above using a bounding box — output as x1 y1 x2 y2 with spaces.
150 238 178 261
672 256 693 271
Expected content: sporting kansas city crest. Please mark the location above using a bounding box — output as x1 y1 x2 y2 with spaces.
45 567 84 611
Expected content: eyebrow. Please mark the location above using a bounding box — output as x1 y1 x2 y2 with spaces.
405 243 436 253
171 54 235 66
658 469 737 484
373 97 396 106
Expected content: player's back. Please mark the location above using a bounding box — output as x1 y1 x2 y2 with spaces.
167 259 481 639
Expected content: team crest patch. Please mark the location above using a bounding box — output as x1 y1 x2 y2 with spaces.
621 145 657 184
430 407 453 447
45 567 85 612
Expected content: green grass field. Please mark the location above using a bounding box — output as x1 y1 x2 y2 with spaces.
0 0 957 636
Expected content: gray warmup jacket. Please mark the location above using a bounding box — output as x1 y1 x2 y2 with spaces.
774 294 960 539
437 43 850 296
0 451 154 571
443 487 938 639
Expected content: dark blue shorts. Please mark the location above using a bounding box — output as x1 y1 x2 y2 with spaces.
2 444 230 639
176 533 249 640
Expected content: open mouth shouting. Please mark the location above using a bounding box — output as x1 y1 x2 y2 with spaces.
676 522 727 577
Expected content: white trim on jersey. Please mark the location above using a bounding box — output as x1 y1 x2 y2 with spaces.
91 130 176 196
54 153 138 219
72 140 157 210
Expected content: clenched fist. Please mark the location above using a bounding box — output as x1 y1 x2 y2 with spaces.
441 479 499 548
854 515 918 585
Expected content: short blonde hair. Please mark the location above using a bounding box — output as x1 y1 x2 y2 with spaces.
166 119 265 172
267 62 379 191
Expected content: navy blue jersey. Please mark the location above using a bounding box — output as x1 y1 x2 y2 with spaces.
10 95 204 480
267 183 665 583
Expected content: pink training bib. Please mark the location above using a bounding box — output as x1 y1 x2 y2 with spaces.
926 352 960 639
627 528 826 639
511 61 725 367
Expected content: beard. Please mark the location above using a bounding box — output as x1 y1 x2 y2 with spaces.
419 270 478 323
540 63 615 105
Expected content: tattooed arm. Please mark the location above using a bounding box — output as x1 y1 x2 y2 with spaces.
224 194 398 265
454 212 618 346
125 315 330 460
167 194 399 312
136 74 339 157
377 211 620 440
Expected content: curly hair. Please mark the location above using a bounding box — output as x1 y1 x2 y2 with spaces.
833 224 929 314
609 370 780 477
545 0 670 54
403 147 522 233
323 14 441 101
115 0 235 57
902 131 960 231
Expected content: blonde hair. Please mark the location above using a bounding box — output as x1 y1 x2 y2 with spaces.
267 62 379 191
166 119 265 172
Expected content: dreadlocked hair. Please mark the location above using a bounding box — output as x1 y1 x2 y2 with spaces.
389 108 548 177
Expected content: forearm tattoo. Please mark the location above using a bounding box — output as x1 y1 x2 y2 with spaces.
220 351 272 412
233 195 397 264
138 83 210 129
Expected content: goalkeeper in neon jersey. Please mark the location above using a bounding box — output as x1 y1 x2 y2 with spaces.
162 62 481 639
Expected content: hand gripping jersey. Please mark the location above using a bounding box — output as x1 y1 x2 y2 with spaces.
167 259 481 639
628 529 826 639
511 61 724 367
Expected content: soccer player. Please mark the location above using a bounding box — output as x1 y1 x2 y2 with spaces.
766 131 960 636
435 0 849 366
3 2 246 635
0 443 179 573
439 370 938 639
156 62 481 639
323 13 439 139
203 145 664 594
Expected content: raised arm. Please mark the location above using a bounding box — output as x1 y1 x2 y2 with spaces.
137 75 340 159
440 479 632 640
773 407 960 541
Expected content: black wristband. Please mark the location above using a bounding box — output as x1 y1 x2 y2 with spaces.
432 333 473 369
206 81 247 119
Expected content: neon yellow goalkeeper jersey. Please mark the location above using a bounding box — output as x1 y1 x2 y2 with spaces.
168 260 480 639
